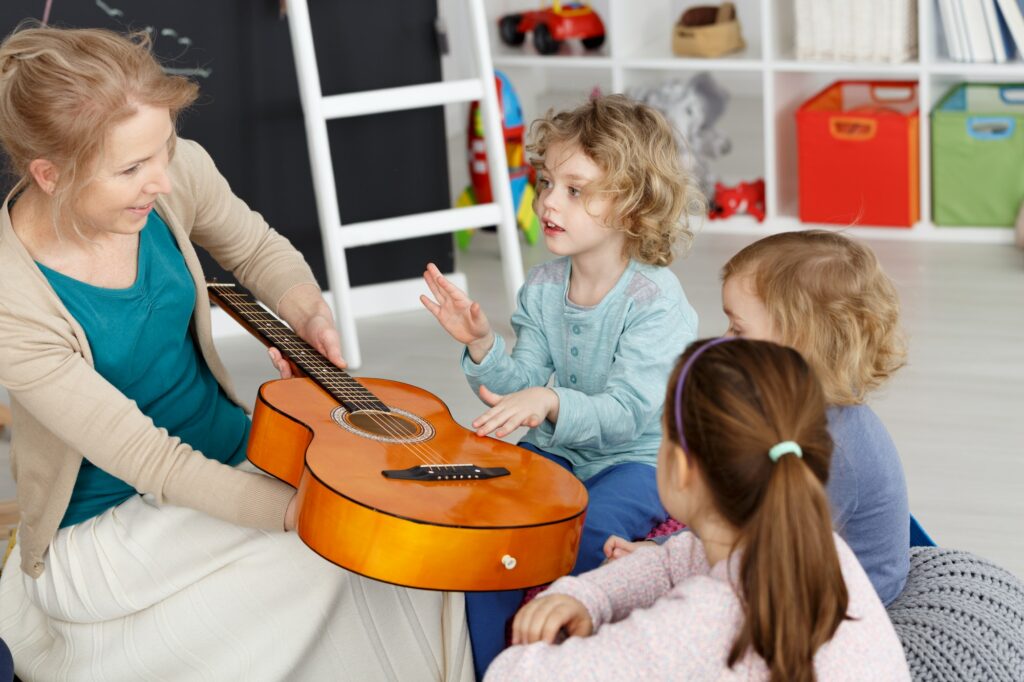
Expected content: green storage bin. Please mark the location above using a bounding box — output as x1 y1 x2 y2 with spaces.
932 83 1024 227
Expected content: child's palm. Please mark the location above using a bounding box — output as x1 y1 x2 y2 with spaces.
438 297 490 344
420 262 491 344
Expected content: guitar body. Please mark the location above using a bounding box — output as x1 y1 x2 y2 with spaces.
248 376 588 591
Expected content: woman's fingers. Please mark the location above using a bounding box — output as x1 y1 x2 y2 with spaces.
268 347 293 379
316 327 346 369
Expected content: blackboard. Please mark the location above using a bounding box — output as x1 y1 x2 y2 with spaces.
0 0 454 288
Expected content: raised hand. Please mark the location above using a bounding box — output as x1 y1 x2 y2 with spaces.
420 262 493 360
472 385 559 438
510 594 594 646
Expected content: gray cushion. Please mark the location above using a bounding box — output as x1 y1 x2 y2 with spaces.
887 547 1024 681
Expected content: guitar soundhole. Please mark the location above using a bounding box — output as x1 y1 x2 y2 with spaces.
331 407 436 444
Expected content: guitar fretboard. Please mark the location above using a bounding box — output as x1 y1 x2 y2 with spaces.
208 283 388 414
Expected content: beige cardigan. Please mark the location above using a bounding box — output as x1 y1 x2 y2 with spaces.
0 139 318 578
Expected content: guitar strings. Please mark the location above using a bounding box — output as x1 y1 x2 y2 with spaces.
215 290 438 464
215 290 441 466
212 288 457 469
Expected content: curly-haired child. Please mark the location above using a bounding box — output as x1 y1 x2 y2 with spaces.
421 94 703 677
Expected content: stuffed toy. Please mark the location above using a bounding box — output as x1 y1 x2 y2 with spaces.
627 73 732 198
709 179 765 222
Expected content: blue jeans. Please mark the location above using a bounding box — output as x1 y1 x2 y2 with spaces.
0 636 11 682
465 443 667 679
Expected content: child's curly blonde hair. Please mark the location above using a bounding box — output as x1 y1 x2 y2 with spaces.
526 94 704 266
722 230 907 405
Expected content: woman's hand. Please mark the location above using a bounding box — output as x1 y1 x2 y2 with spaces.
511 594 593 646
271 283 346 377
420 262 494 362
603 535 655 562
472 385 559 438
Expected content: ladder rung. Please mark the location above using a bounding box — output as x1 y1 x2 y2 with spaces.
321 79 485 120
338 204 503 248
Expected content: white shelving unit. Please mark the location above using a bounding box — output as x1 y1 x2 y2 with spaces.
473 0 1024 243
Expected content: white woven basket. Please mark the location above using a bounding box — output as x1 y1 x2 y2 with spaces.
795 0 917 63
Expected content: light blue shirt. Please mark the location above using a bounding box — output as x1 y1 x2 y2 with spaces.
462 257 698 480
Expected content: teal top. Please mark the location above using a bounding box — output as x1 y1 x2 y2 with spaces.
462 257 698 480
39 211 251 528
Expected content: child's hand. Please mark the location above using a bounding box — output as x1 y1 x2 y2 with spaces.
511 594 593 645
473 386 559 438
603 535 656 562
420 262 493 360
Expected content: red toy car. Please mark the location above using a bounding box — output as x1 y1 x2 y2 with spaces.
499 1 606 55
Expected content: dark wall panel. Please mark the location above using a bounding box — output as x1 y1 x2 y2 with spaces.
0 0 453 288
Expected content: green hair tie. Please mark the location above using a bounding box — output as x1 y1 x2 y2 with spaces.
769 440 803 463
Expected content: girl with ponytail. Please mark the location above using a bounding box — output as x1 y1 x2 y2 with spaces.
484 338 909 681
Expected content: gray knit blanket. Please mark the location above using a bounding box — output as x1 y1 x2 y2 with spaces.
886 546 1024 681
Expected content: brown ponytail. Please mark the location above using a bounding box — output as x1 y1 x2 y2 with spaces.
667 338 849 682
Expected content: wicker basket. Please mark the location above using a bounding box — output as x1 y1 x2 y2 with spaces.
672 3 745 58
794 0 917 63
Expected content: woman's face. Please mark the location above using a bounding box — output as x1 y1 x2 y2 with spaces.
70 104 174 240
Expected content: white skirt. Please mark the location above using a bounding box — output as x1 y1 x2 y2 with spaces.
0 484 472 682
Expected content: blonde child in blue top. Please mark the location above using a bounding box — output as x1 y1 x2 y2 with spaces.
608 231 911 607
421 94 702 678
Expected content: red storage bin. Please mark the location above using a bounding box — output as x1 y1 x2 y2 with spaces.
797 80 919 227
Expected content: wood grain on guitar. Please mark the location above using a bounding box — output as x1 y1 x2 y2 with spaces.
207 282 588 591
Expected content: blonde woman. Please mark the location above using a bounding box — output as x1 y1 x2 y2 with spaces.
420 94 704 677
609 230 911 607
0 25 471 681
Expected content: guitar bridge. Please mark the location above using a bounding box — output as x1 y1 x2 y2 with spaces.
382 464 510 481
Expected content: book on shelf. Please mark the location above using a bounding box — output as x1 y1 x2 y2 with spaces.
942 0 1024 62
939 0 967 60
982 0 1009 61
995 0 1024 59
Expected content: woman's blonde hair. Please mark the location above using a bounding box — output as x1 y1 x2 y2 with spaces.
527 94 705 266
0 24 199 234
722 230 907 405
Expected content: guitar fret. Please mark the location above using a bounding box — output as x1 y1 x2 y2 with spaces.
208 285 388 411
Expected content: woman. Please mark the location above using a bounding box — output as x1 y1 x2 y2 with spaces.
0 25 471 681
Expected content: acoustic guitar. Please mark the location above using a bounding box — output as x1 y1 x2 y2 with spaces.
208 282 588 591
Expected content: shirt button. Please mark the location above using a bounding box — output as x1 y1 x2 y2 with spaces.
570 374 577 384
572 325 581 335
570 347 579 357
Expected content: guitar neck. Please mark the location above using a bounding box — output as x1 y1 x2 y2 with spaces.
207 282 388 413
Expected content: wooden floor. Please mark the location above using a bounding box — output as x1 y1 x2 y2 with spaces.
1 229 1022 578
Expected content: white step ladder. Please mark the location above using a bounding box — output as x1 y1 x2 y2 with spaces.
285 0 524 368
